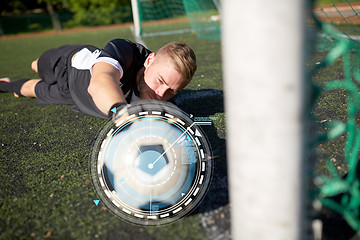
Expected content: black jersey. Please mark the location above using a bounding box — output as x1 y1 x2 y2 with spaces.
35 39 150 119
67 39 151 118
99 39 151 101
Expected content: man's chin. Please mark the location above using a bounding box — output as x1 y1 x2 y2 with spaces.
139 93 153 100
139 91 164 101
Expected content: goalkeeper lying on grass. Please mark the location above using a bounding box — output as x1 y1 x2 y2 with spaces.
0 39 197 119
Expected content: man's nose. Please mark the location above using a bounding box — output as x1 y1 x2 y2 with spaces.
155 85 169 98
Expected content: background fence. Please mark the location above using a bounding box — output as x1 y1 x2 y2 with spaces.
0 6 133 35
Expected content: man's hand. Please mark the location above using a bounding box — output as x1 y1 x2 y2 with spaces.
88 62 126 115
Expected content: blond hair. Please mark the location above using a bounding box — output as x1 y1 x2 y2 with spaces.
155 42 197 83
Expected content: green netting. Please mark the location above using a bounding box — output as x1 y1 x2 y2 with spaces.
314 0 360 37
136 0 191 37
138 0 186 21
135 0 221 40
312 0 360 235
182 0 221 40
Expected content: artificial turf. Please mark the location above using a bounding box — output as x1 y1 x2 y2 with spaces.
0 24 225 239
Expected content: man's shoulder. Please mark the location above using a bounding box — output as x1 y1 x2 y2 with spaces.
101 39 151 71
106 39 151 55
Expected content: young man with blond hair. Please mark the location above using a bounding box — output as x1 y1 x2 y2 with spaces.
0 39 197 119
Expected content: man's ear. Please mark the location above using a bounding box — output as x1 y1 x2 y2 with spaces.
144 53 155 68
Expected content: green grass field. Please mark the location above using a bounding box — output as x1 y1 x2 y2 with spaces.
0 24 226 240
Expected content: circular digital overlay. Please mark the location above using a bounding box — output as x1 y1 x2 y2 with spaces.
90 100 213 226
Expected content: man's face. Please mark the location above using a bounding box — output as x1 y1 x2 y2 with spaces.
137 53 187 101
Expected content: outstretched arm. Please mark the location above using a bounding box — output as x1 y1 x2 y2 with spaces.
88 62 126 115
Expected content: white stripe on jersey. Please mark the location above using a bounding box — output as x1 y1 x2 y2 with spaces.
71 48 124 78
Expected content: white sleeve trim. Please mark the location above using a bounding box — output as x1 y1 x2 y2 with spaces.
71 48 101 70
92 57 124 79
71 48 124 79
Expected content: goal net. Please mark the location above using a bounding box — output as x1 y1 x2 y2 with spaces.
131 0 221 41
313 0 360 39
312 0 360 236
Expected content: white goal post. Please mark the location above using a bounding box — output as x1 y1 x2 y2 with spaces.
222 0 307 239
131 0 143 43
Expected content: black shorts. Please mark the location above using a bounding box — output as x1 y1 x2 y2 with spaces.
34 44 113 119
35 45 86 105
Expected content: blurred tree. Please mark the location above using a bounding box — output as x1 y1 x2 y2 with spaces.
1 0 44 14
38 0 62 30
0 0 132 30
65 0 132 27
